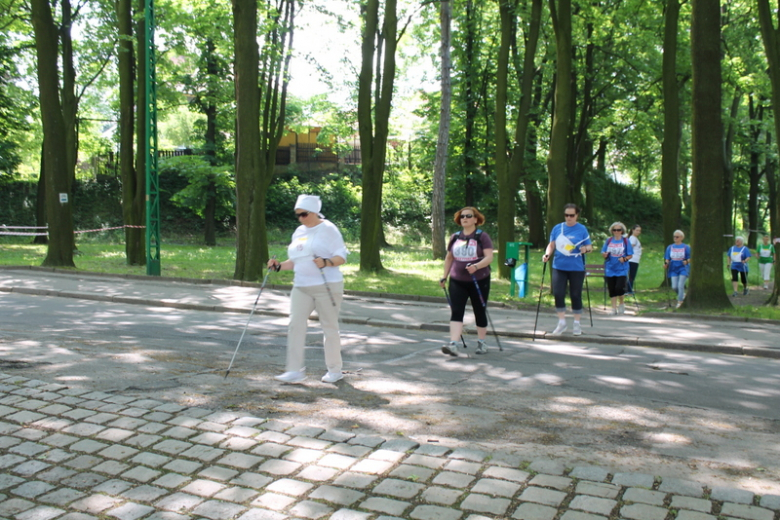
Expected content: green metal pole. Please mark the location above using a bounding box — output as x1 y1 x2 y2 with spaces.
144 0 161 275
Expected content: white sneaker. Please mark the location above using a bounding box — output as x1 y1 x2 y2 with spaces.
475 340 488 355
572 322 582 336
764 284 769 290
442 341 459 356
275 369 306 384
676 301 683 309
321 371 343 383
609 308 617 315
551 322 567 336
618 303 625 315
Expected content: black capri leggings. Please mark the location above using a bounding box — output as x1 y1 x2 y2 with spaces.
606 276 628 297
731 269 747 285
448 277 490 327
552 268 586 313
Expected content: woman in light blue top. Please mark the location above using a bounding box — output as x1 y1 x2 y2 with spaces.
542 203 593 336
664 230 691 308
726 236 751 297
601 222 633 315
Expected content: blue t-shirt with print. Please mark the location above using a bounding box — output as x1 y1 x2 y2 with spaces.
601 237 633 277
727 245 751 272
550 222 591 272
665 243 691 277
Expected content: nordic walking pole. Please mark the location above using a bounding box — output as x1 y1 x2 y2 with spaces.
468 269 503 351
582 256 593 327
442 285 468 350
532 260 548 342
225 255 276 379
663 262 671 309
315 256 337 307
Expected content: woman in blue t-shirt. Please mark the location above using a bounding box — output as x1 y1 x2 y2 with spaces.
542 203 593 336
726 236 751 297
664 230 691 308
601 222 633 315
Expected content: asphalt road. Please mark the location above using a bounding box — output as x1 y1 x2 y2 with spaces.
2 291 780 492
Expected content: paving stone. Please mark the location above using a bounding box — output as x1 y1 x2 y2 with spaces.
360 497 411 516
16 399 48 410
711 487 755 505
213 486 260 503
721 503 774 520
575 481 621 499
13 427 48 440
266 477 314 496
167 416 203 428
119 407 153 418
760 495 780 511
69 439 109 454
38 448 73 464
107 502 156 520
289 499 333 519
460 493 511 515
153 439 193 455
95 428 135 443
153 473 192 489
12 480 56 498
252 492 297 511
63 455 101 470
569 466 610 482
216 452 264 469
230 472 273 489
409 504 463 520
349 434 387 448
0 453 27 469
658 477 705 497
620 502 668 520
559 511 607 520
145 513 191 520
256 458 301 476
432 471 475 488
318 453 357 470
670 496 713 513
528 460 566 476
611 472 655 489
381 439 420 452
130 399 165 409
283 447 322 464
108 417 148 430
220 437 257 451
61 423 105 437
482 466 530 483
199 466 240 482
143 412 173 423
130 452 170 468
10 441 49 457
374 478 425 499
179 444 225 462
472 478 522 498
287 436 332 450
163 426 199 439
99 444 139 460
518 487 568 507
93 479 134 496
16 505 65 520
309 485 365 506
155 492 206 512
192 432 230 446
70 494 124 514
415 444 450 457
512 502 559 520
251 442 290 458
124 434 162 448
623 488 666 506
36 466 77 483
528 474 572 491
140 423 171 434
255 431 290 444
181 479 227 498
297 464 340 481
191 500 247 520
405 454 448 470
328 443 372 458
13 459 51 476
121 485 168 503
390 464 435 482
349 458 394 475
449 448 488 462
33 417 74 430
223 426 260 437
319 429 356 443
0 497 36 516
0 435 22 449
61 472 107 489
235 507 286 520
162 459 202 474
676 511 717 520
329 509 372 520
568 495 617 516
443 459 481 475
421 486 463 506
122 466 162 483
84 412 120 424
0 472 25 489
96 404 125 414
286 425 325 437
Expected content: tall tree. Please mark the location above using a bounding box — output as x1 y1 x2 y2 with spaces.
358 0 399 272
686 0 731 309
431 0 451 261
30 0 75 267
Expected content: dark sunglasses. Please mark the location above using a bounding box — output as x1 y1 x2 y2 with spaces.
295 211 310 218
611 228 624 232
460 214 474 219
564 213 576 218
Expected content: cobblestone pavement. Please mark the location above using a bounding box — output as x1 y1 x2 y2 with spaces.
2 373 780 520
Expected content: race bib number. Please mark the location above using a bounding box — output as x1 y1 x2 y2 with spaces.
669 246 686 261
730 251 743 263
555 234 578 256
761 249 771 258
607 241 624 257
452 239 479 262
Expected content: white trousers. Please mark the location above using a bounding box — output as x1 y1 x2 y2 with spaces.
286 282 344 373
759 263 773 282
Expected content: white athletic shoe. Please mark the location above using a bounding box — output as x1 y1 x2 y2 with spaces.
321 371 343 384
618 303 625 315
275 369 306 384
676 300 683 309
572 322 582 336
551 322 567 336
442 341 459 356
764 284 769 290
609 308 617 315
475 340 488 355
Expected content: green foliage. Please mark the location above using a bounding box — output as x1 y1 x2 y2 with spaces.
158 155 235 220
589 170 663 233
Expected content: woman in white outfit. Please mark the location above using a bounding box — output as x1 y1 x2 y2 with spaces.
627 225 642 294
267 195 348 384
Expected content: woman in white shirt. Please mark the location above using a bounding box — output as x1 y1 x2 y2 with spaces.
627 225 642 294
268 195 348 384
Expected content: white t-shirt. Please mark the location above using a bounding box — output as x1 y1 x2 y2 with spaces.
629 235 642 264
287 220 349 287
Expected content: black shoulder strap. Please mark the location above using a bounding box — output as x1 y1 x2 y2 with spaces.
458 228 483 246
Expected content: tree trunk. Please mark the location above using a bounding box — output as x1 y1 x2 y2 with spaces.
31 0 75 267
33 146 48 245
686 0 731 310
661 0 682 249
60 0 78 187
723 90 740 248
462 0 478 205
746 97 764 249
494 0 512 277
431 0 451 261
203 39 219 247
546 0 573 234
118 0 145 265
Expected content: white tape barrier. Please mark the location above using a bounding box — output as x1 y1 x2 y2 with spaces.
1 225 145 237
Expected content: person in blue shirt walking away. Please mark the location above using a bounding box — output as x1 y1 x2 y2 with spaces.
601 222 633 315
542 203 593 336
727 236 751 297
664 230 691 309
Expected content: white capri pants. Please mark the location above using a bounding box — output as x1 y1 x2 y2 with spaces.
759 263 773 282
285 281 344 373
